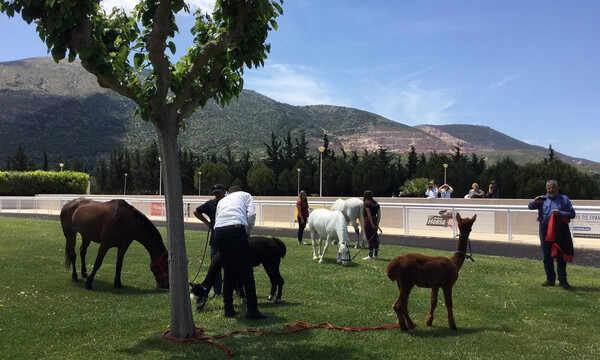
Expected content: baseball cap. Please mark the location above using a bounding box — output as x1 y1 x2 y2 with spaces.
211 184 226 194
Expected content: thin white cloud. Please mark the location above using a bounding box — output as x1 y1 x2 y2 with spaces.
487 74 520 89
244 63 349 106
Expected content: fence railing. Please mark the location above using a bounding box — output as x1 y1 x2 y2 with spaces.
2 196 600 244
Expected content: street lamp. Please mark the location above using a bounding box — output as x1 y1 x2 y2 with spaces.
158 157 162 196
443 163 448 184
198 171 202 196
59 163 64 172
124 173 128 195
297 168 301 195
318 146 325 197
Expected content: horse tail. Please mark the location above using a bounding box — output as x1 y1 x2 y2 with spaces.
60 200 78 270
386 259 403 281
272 237 287 259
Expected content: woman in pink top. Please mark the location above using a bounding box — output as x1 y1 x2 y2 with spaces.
296 190 310 245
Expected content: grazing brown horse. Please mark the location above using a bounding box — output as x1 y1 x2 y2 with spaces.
60 198 169 291
386 213 477 331
190 236 286 310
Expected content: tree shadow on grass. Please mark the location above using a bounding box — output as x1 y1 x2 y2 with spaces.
120 326 358 359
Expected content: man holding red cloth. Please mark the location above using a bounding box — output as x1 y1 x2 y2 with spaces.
528 180 576 289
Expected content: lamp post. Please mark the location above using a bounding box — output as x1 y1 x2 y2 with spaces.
318 146 325 197
198 171 202 196
59 163 64 172
443 163 448 184
124 173 128 195
158 157 162 196
297 168 301 195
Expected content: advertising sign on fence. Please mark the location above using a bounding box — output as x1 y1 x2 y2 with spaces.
151 202 165 216
572 213 600 239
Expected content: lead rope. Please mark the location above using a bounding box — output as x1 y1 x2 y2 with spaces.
163 321 400 357
351 227 383 261
190 228 211 283
453 233 475 262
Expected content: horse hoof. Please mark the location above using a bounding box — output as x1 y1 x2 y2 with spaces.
318 259 324 264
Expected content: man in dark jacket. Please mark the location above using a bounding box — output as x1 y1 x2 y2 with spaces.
528 180 576 289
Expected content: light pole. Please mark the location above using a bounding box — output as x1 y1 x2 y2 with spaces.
297 168 301 195
158 157 162 196
318 146 325 197
198 171 202 196
124 173 128 195
59 163 64 172
443 163 448 184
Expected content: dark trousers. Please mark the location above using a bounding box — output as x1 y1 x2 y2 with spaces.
214 226 258 310
365 217 379 251
539 227 567 283
209 246 222 295
297 219 307 242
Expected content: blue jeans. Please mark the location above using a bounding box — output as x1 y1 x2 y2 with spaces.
539 227 567 283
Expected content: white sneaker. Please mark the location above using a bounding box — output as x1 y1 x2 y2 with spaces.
362 255 374 260
298 241 309 245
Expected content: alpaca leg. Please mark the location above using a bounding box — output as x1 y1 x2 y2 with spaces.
442 287 457 330
426 287 439 326
394 283 417 330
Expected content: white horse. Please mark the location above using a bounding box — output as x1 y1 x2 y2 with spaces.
331 198 365 248
308 209 351 266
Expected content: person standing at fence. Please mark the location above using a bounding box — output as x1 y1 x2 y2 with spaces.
528 180 575 289
466 183 485 198
425 181 439 198
193 183 226 297
213 185 267 319
362 190 381 260
485 180 500 198
439 184 454 198
296 190 310 245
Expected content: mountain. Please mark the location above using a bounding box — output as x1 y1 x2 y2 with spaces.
0 57 597 172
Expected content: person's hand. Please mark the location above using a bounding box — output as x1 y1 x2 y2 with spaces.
534 196 546 203
552 209 561 216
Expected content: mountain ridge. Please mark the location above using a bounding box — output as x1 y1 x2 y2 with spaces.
0 57 596 172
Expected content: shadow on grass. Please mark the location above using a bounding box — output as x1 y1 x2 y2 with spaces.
405 325 502 338
570 285 600 293
68 278 166 295
120 325 358 359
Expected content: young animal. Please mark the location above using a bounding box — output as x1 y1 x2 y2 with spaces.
331 198 365 248
190 236 286 310
60 198 169 291
308 209 351 266
386 213 477 330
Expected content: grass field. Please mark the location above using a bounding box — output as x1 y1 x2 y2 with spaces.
1 217 599 359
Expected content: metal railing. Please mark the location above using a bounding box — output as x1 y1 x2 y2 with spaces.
2 196 600 243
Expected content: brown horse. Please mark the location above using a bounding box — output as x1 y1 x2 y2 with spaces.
386 212 477 331
60 198 169 291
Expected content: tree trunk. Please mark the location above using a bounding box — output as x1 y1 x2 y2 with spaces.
156 125 196 339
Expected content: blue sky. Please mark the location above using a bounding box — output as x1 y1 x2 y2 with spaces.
1 1 599 162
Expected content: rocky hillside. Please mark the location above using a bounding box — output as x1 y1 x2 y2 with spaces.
0 57 596 171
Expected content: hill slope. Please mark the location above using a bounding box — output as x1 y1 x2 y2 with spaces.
0 57 596 172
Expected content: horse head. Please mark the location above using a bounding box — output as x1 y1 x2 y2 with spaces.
150 250 169 291
189 282 209 310
337 242 351 267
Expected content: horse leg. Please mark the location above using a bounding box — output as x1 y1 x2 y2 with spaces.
79 237 91 278
311 231 319 260
113 246 129 288
320 236 332 264
85 244 110 290
426 287 439 326
442 286 457 330
65 233 78 282
351 219 360 248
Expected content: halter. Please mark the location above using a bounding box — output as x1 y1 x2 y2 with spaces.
338 241 351 262
453 233 475 262
150 250 169 281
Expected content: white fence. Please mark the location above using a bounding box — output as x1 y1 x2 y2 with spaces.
2 196 600 246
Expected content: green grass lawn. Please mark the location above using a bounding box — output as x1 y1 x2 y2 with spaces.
1 217 599 359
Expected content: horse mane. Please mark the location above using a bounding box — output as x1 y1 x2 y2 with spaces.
116 200 165 251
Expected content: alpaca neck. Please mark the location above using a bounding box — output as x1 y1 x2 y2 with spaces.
451 232 471 270
201 253 223 289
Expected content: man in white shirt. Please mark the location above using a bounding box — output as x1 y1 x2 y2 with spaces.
425 181 439 198
213 186 267 319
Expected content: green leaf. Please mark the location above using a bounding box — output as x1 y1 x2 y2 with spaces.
133 53 144 68
167 41 176 55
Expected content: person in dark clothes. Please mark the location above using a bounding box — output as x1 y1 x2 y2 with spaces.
296 190 310 245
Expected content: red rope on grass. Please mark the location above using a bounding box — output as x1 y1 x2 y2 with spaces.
163 321 400 357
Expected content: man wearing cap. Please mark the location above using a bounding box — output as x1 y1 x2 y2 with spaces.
425 181 439 198
485 180 500 198
213 185 267 319
193 184 226 298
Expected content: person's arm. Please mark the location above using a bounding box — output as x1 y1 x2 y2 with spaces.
296 203 304 224
245 195 256 235
193 210 211 228
365 207 376 231
448 185 454 194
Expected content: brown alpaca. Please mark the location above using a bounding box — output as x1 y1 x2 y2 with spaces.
386 213 477 331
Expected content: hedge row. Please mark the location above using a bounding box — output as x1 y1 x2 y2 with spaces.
0 171 89 196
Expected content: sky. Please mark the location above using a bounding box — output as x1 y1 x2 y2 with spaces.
1 1 599 162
